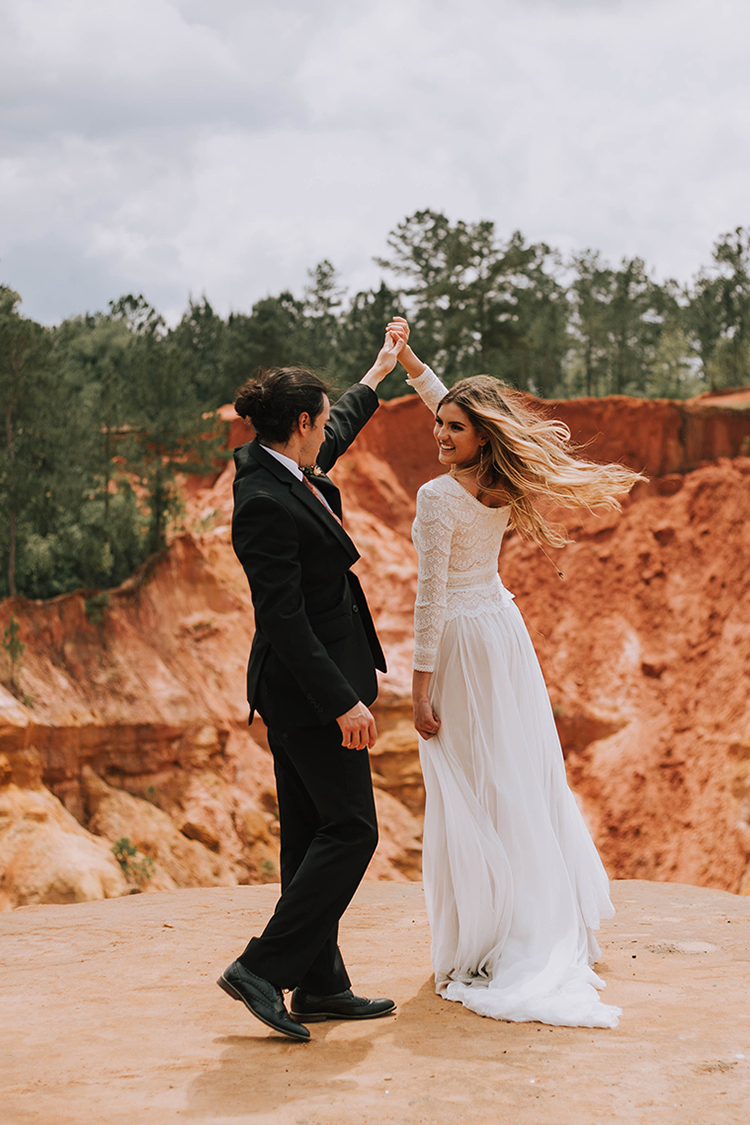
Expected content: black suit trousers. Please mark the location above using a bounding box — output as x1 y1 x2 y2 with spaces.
238 721 379 993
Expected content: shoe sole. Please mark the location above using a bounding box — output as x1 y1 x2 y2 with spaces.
217 975 310 1042
290 1004 397 1023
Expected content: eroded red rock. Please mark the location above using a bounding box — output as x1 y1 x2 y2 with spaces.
2 384 750 905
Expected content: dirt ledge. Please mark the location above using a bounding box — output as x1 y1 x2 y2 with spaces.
2 880 749 1124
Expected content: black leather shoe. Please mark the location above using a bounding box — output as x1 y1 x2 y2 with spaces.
218 961 310 1041
290 988 396 1022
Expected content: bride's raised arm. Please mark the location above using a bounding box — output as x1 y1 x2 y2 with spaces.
386 317 448 415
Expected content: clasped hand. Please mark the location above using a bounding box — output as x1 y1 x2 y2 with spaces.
360 321 408 389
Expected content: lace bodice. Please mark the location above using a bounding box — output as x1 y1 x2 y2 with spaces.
408 367 514 672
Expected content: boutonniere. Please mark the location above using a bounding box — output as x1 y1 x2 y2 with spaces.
302 464 325 478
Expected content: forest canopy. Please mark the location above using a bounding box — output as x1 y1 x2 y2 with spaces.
2 211 750 602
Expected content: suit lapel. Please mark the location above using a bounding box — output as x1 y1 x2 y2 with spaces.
249 441 359 563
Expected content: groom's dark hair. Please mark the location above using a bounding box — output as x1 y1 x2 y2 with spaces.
234 367 329 444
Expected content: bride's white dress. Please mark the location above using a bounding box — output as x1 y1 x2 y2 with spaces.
409 366 621 1029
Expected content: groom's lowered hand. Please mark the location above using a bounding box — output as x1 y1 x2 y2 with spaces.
337 701 378 750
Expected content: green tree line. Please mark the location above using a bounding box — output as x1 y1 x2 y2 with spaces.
2 211 749 601
0 292 221 601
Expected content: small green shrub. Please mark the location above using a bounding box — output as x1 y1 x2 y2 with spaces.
259 858 277 880
111 836 155 889
2 614 25 693
84 592 110 625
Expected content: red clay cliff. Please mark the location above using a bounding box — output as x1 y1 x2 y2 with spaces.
2 384 750 907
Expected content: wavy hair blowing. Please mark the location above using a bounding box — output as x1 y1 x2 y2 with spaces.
439 376 646 548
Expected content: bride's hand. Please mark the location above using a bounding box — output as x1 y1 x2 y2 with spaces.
413 696 441 740
387 317 426 380
386 316 410 344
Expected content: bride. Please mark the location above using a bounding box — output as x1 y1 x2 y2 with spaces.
389 318 643 1028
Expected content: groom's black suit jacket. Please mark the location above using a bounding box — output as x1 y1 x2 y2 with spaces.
231 383 387 730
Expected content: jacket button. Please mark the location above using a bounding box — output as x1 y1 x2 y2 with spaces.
352 604 358 613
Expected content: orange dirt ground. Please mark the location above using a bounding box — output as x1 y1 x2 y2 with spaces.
2 880 750 1125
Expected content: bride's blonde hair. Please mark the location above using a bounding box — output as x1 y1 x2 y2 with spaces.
439 376 646 548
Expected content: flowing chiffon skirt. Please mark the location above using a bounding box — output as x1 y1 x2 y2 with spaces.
421 589 621 1028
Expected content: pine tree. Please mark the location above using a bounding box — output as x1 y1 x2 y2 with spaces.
119 313 223 553
0 287 53 595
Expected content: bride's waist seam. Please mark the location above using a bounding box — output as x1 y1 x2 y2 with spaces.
444 577 515 620
445 572 504 590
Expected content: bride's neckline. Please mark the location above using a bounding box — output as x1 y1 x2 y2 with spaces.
443 472 510 513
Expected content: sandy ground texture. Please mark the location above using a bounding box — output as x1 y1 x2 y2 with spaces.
1 880 749 1125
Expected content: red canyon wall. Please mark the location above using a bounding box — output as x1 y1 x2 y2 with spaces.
1 385 750 908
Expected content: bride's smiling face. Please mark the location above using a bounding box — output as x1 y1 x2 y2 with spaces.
434 403 487 467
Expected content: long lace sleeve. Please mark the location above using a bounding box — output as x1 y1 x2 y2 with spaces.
406 365 449 415
412 483 455 672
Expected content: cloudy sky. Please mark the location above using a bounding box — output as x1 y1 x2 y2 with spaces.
1 0 749 325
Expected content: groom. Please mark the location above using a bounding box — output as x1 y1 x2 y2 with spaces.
218 331 404 1040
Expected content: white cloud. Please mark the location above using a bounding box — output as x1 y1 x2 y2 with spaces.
1 0 749 323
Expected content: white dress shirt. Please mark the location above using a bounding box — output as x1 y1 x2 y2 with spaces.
260 445 336 516
260 445 304 481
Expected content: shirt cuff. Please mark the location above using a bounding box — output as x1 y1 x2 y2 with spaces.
405 365 436 390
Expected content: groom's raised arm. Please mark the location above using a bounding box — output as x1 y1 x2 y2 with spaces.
315 327 406 474
316 383 380 474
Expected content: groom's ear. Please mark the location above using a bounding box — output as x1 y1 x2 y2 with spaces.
298 411 311 432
